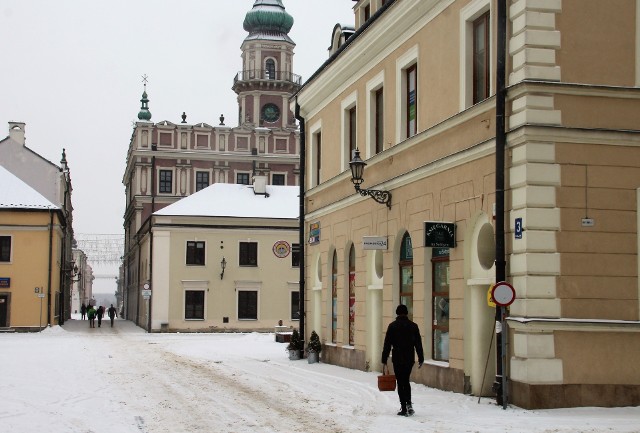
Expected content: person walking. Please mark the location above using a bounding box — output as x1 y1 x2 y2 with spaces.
80 303 87 320
381 304 424 417
87 305 96 328
96 306 105 328
107 304 117 327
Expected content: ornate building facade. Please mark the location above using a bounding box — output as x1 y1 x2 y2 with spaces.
122 0 301 327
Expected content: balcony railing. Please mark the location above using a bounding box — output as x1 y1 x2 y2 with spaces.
234 69 302 86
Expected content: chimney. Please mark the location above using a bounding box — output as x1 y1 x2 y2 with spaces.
8 122 26 145
253 174 268 196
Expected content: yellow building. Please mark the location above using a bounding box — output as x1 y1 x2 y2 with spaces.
0 166 66 330
294 0 640 408
137 177 300 332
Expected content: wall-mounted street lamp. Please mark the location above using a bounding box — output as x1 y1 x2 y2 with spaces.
220 257 227 280
349 148 392 209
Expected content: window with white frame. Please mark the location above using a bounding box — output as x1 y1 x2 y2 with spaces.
309 121 322 187
271 173 286 185
238 290 258 320
0 236 11 262
366 71 385 157
460 0 492 110
185 290 205 320
291 290 300 320
236 172 251 185
239 241 258 266
341 92 358 172
159 170 173 194
395 45 419 142
195 171 210 192
186 241 205 266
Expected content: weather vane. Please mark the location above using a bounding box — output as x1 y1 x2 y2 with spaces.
141 74 149 87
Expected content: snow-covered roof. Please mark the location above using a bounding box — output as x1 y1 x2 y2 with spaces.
0 165 59 210
154 183 298 220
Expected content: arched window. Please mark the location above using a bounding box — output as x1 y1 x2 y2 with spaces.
331 250 338 343
348 244 356 346
399 233 413 318
265 59 276 80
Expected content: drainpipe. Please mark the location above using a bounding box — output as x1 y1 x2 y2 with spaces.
47 210 54 327
493 0 508 408
294 101 306 345
148 144 157 332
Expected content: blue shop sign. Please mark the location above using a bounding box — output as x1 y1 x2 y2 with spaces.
0 278 10 288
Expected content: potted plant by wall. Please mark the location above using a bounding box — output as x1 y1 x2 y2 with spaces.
287 328 302 360
306 330 322 364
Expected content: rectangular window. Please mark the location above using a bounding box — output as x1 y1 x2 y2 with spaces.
375 87 384 154
239 241 258 266
364 4 371 21
238 290 258 320
432 248 450 362
186 241 205 266
291 291 300 320
473 12 490 104
315 131 322 186
349 106 357 160
406 64 417 137
195 172 209 192
272 174 285 185
291 243 300 267
159 170 173 194
237 173 250 185
185 290 205 320
0 236 11 262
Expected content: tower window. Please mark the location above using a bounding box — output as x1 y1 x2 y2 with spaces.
265 59 276 80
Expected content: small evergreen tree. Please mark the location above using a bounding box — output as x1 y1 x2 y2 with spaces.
287 328 302 351
307 330 322 353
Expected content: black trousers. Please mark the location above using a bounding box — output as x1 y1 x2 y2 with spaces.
393 362 414 408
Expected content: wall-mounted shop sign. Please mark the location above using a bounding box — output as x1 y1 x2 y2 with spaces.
363 236 388 250
0 278 9 288
424 221 456 248
308 222 320 245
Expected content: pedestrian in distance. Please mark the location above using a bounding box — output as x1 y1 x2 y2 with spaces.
107 304 117 327
381 304 424 417
96 306 105 328
80 303 87 320
87 305 96 328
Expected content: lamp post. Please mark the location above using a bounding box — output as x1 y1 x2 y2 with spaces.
348 149 392 208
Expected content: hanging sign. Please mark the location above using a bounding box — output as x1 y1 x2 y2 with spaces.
0 278 9 288
309 222 320 245
363 236 387 250
273 240 291 258
424 221 456 248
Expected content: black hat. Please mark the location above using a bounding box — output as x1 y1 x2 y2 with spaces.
396 304 408 315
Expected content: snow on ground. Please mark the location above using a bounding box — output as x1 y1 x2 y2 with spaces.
0 316 638 433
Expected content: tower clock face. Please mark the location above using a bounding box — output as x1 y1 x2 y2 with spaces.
262 103 280 123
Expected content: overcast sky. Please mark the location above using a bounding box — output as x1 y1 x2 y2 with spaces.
0 0 354 237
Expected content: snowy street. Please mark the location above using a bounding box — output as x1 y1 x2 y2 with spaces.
1 318 638 433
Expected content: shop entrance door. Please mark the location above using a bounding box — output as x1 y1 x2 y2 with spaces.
0 294 9 327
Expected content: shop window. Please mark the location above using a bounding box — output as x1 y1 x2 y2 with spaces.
432 248 450 361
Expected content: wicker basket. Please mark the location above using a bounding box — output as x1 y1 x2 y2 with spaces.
377 365 396 392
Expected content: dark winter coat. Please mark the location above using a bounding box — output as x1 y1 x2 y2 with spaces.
381 315 424 366
96 307 104 319
107 307 117 319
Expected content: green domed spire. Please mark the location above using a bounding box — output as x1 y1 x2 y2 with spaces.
137 86 152 121
243 0 294 37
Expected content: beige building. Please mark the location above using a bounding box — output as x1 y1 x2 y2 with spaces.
0 166 66 330
138 178 300 332
122 0 302 327
294 0 640 408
